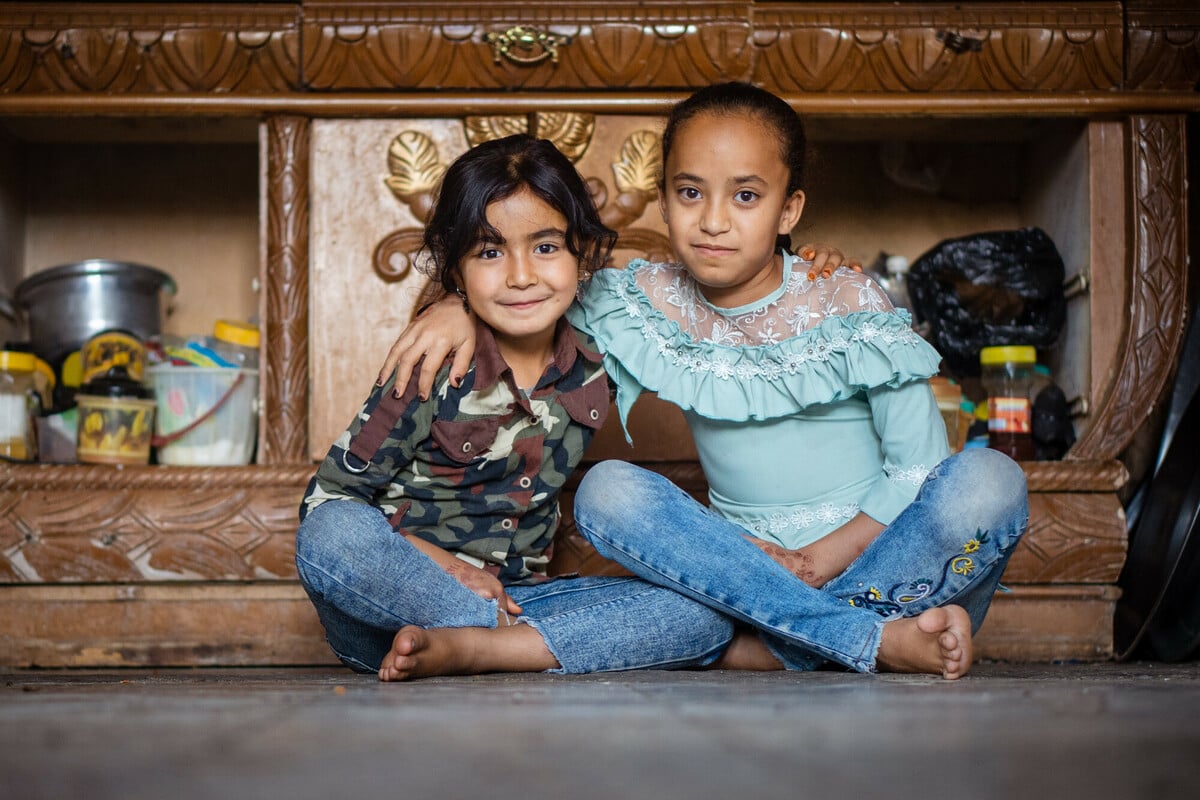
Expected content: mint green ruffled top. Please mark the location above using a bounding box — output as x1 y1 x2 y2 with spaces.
566 253 951 548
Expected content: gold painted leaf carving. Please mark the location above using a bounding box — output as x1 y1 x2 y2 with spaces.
532 112 595 162
612 130 661 194
465 115 529 148
384 130 446 198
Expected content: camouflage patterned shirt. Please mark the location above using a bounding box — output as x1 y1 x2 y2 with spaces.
301 317 610 585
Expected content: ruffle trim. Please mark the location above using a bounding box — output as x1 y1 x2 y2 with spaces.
577 265 943 422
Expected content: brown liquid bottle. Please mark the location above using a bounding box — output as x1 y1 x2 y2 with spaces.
981 345 1037 461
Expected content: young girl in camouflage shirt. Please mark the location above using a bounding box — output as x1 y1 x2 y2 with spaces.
296 134 736 679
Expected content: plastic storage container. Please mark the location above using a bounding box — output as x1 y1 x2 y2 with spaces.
75 376 156 465
148 365 258 465
980 344 1037 461
0 351 39 461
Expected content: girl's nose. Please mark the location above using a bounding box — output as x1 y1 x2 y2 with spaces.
506 254 537 287
699 199 729 235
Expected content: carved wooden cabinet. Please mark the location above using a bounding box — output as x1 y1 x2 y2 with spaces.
0 2 1194 667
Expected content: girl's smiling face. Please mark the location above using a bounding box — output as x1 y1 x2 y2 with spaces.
659 111 806 309
458 187 580 372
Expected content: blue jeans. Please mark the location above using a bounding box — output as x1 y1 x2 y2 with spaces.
573 448 1028 673
295 500 735 674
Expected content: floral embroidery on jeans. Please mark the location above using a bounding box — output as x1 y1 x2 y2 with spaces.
847 587 901 616
850 529 991 617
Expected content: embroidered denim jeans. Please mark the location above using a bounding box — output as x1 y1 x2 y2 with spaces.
295 500 734 674
572 448 1029 673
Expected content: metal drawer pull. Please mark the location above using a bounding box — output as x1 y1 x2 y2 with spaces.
484 26 571 66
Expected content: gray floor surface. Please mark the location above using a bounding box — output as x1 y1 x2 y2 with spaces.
4 661 1200 800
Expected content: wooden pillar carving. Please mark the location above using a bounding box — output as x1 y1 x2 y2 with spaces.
1070 115 1189 462
261 115 311 465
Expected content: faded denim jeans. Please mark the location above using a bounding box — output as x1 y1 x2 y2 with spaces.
295 500 735 673
572 448 1029 672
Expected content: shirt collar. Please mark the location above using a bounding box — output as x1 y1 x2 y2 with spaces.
472 315 602 391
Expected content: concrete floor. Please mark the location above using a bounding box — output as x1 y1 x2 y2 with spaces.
3 662 1200 800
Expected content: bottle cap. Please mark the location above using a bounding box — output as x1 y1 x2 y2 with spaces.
213 319 260 349
980 345 1037 365
0 350 36 373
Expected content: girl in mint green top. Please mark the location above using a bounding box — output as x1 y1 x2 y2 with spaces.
568 252 950 550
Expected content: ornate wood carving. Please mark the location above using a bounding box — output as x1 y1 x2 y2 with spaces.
1126 2 1200 91
0 3 300 94
1071 116 1189 461
753 3 1123 93
5 3 1197 99
262 115 311 465
1004 492 1128 583
300 2 752 91
0 465 311 584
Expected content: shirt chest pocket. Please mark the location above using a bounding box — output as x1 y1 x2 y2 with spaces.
430 416 508 465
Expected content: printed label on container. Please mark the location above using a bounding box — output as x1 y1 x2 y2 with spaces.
987 396 1031 433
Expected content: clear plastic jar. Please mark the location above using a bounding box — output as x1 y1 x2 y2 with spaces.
980 345 1037 461
0 351 39 461
211 319 260 369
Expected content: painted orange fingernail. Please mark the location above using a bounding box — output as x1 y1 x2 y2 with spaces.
803 248 815 260
806 271 817 281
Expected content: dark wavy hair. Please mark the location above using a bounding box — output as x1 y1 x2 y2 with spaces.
422 134 617 294
660 82 807 252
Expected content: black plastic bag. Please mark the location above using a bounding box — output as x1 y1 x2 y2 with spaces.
907 227 1066 376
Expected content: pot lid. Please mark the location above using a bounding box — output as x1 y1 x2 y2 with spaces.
15 260 177 305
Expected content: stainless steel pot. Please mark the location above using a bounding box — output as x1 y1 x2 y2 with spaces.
13 260 176 364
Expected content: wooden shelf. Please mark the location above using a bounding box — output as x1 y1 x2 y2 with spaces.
0 1 1194 666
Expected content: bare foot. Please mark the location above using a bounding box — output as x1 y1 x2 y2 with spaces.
377 623 559 682
378 626 477 681
708 629 783 671
876 605 973 680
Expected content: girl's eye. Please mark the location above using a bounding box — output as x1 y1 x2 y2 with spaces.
534 242 559 255
735 190 759 203
678 187 701 201
478 247 502 260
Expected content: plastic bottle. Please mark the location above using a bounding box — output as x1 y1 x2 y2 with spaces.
211 320 260 369
0 351 39 461
980 345 1037 460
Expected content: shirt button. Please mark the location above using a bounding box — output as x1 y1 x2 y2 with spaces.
518 476 532 489
500 518 515 530
461 442 472 453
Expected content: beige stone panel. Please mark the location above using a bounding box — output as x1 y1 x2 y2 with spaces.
308 118 465 459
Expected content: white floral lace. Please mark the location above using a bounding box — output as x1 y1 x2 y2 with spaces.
623 261 922 380
884 462 932 486
739 502 862 539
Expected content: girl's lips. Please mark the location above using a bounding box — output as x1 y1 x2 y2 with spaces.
501 297 549 310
